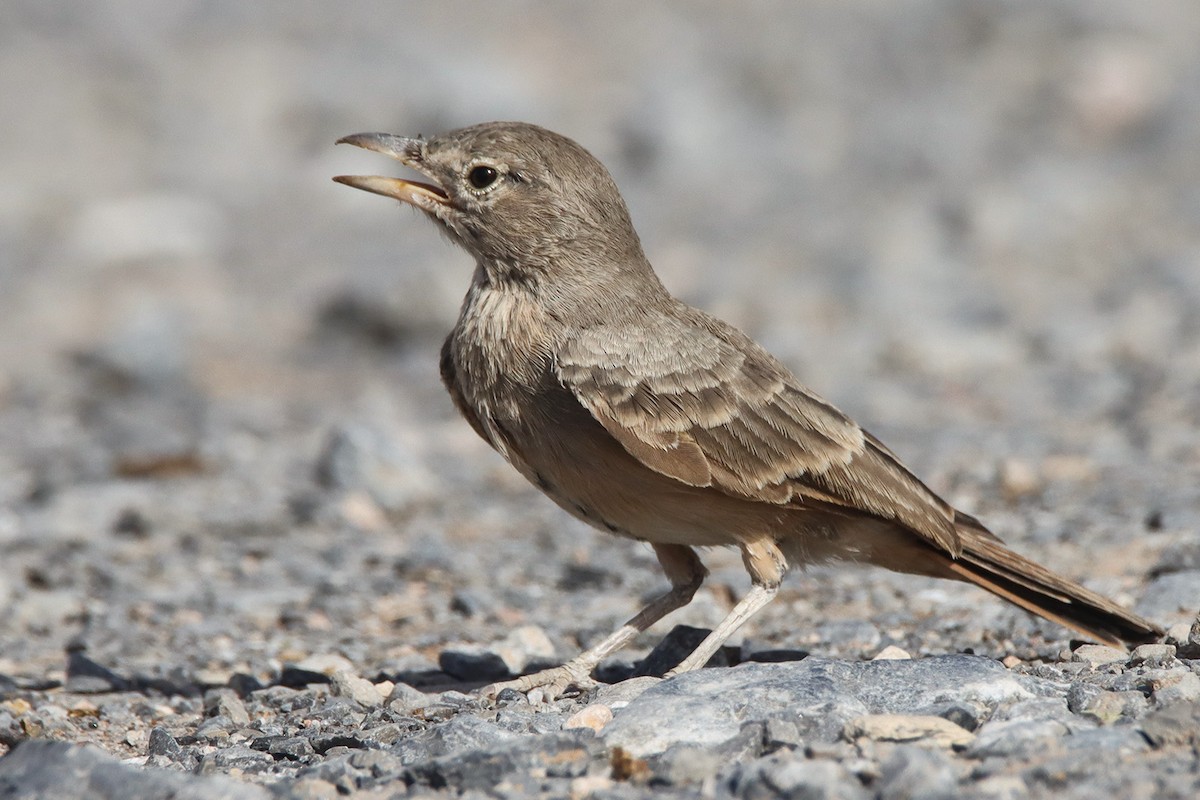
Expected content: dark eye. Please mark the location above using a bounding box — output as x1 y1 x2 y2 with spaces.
468 165 499 189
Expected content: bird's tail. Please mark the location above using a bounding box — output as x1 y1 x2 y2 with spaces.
941 512 1162 647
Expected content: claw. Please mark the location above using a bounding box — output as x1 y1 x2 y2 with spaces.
480 664 599 702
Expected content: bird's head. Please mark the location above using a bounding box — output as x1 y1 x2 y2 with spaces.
335 122 651 291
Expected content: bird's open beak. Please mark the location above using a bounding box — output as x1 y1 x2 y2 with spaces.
333 133 449 207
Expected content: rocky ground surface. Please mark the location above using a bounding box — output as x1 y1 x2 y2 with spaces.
2 1 1200 798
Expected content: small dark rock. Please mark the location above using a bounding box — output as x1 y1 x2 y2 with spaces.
438 648 511 682
633 624 739 677
315 291 416 348
112 507 150 538
228 672 266 697
928 702 984 732
146 727 181 758
744 648 810 664
279 667 333 688
65 650 130 693
311 734 368 754
448 589 491 618
558 563 618 590
251 735 315 760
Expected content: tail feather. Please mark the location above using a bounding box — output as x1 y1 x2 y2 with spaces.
945 513 1162 648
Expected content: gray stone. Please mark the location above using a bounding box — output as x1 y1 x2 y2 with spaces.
763 716 805 752
65 650 130 694
593 676 662 708
251 735 315 760
402 731 602 792
330 670 384 707
649 722 763 786
1152 671 1200 705
604 655 1034 756
389 714 522 764
273 778 341 800
386 681 433 712
965 718 1071 758
0 739 269 799
204 689 251 727
1140 701 1200 747
1071 644 1128 667
732 754 869 800
877 745 959 800
492 625 558 675
1067 684 1147 724
146 727 181 758
1129 643 1176 667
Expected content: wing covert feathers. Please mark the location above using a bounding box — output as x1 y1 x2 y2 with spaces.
556 309 962 554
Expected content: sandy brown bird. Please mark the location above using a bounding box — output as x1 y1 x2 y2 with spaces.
334 121 1161 697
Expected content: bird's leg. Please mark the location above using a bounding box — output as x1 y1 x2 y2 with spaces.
482 543 706 700
665 538 786 677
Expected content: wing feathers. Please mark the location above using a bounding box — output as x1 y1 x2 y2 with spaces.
557 308 960 553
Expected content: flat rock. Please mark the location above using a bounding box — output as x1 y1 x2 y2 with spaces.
603 655 1034 756
0 739 269 800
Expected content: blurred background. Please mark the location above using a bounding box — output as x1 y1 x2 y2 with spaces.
1 1 1198 681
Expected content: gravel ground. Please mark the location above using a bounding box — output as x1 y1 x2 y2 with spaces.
2 2 1199 798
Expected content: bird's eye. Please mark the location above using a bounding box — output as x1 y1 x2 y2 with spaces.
468 165 499 190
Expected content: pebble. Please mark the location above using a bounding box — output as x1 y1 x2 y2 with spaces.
494 625 558 674
292 654 356 677
844 714 975 748
1071 644 1128 667
1066 684 1146 725
329 670 384 707
1151 671 1200 705
385 681 431 712
872 645 912 661
965 718 1071 759
563 703 614 732
650 722 762 786
204 689 251 728
1128 643 1176 667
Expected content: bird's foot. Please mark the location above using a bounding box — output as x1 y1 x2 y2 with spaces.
481 662 598 703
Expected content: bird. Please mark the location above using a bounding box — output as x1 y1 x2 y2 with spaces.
333 121 1162 698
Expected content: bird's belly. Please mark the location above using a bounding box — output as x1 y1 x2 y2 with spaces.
511 413 785 549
